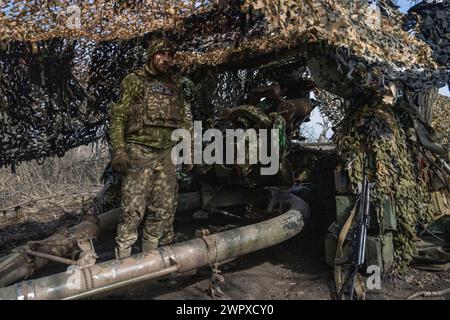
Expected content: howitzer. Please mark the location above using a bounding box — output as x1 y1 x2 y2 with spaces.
339 159 373 300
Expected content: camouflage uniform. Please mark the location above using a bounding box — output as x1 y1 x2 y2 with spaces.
109 38 193 258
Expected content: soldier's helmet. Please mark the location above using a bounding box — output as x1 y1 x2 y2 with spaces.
147 37 176 59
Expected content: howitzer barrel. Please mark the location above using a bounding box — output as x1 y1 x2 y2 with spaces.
0 210 304 300
0 208 121 288
0 192 202 288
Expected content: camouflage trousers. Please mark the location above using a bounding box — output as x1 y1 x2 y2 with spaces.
115 143 178 253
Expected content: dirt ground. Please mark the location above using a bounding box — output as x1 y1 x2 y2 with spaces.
117 225 450 301
1 202 449 301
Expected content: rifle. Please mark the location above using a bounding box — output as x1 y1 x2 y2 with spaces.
339 156 373 300
438 157 450 176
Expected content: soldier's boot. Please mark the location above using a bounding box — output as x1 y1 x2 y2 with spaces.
142 240 159 253
159 213 175 246
158 238 174 246
115 246 131 259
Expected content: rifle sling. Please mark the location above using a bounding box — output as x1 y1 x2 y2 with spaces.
334 200 366 300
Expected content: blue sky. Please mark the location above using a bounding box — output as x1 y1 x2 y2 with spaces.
397 0 413 13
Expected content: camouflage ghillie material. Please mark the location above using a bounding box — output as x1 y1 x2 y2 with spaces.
432 95 450 145
335 105 434 271
109 63 193 152
116 143 177 253
405 1 450 68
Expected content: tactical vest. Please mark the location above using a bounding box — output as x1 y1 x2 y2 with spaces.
126 70 183 135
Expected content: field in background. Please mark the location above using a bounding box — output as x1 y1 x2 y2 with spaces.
0 141 109 227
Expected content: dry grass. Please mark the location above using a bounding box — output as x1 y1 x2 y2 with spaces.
0 141 110 228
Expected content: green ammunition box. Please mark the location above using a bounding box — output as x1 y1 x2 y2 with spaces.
324 233 350 267
335 195 355 226
334 165 352 194
366 233 394 273
325 233 337 267
335 195 397 232
382 196 397 231
325 230 394 273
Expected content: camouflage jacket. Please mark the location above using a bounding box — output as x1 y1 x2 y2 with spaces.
109 64 193 153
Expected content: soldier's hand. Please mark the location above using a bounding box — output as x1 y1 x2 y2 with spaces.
111 149 130 175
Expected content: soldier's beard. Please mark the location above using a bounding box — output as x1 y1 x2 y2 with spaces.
149 59 171 75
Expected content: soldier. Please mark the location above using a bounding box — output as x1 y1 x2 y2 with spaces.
109 38 193 259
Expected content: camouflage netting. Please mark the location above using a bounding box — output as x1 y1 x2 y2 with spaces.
1 0 449 167
0 0 213 42
0 0 449 269
404 0 450 67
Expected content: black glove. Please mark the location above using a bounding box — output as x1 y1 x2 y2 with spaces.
111 149 130 175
